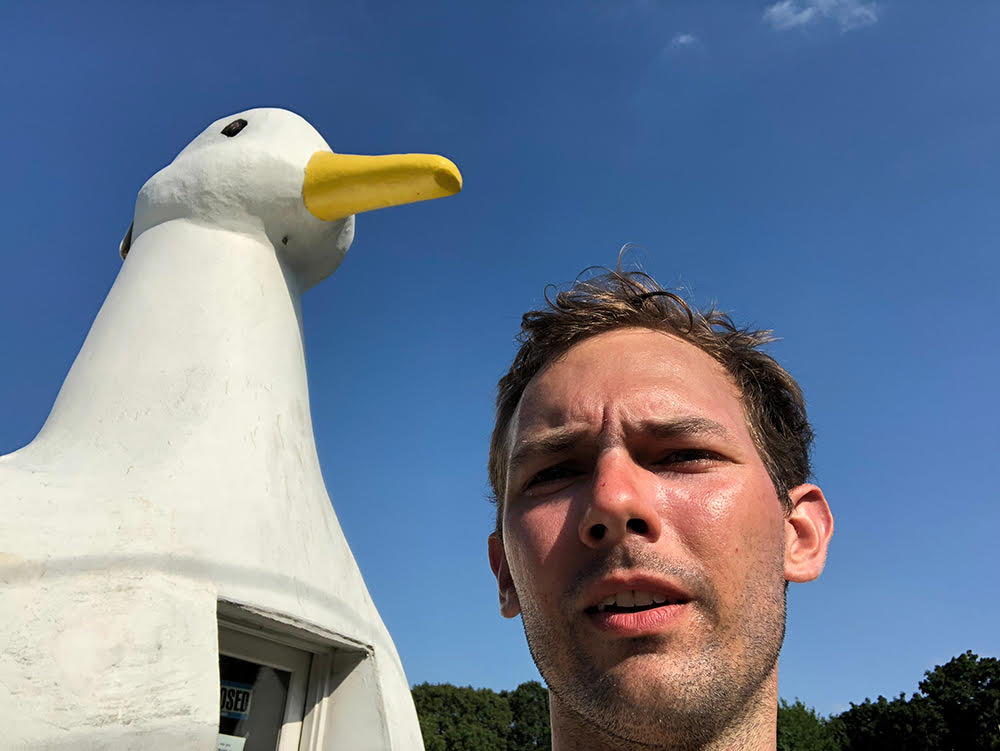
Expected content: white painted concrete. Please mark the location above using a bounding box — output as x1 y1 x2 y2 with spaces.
0 108 459 749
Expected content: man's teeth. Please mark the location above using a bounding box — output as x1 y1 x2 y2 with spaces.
596 591 677 611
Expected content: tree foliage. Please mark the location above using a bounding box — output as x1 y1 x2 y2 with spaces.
917 650 1000 750
830 692 942 751
835 651 1000 751
777 698 842 751
501 681 551 751
412 682 513 751
413 652 999 751
412 680 550 751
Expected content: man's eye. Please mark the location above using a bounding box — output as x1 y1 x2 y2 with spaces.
658 449 722 468
525 464 580 490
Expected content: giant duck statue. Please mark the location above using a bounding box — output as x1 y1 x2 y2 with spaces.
0 108 461 750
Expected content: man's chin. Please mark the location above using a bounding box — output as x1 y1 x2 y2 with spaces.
550 656 692 731
549 649 777 749
582 651 709 709
550 670 719 750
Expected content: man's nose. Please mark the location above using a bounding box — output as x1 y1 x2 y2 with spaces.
578 452 662 548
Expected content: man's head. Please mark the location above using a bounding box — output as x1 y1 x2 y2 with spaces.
489 269 813 534
487 268 833 749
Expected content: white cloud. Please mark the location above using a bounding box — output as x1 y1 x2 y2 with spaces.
763 0 878 32
669 32 699 50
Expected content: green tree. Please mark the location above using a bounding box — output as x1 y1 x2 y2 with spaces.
777 698 841 751
501 680 551 751
917 651 1000 750
412 682 513 751
834 693 942 751
835 651 1000 751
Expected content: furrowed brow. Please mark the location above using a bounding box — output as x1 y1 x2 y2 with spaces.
642 416 734 442
506 417 734 481
507 427 587 477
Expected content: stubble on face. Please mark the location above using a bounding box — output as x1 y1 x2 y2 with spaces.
518 540 787 750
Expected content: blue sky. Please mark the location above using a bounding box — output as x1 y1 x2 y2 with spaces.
1 0 997 717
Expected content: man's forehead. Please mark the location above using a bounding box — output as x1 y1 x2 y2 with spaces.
507 328 746 448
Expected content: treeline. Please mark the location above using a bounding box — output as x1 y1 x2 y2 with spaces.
412 680 550 751
412 651 999 751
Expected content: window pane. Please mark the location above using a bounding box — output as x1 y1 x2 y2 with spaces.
219 654 291 751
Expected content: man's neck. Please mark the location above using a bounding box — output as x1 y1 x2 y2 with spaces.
548 674 779 751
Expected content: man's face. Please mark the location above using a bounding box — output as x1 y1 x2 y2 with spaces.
490 328 792 745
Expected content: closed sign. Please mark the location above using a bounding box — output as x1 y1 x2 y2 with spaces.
220 680 253 720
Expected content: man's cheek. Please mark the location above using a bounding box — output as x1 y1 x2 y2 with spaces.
517 504 572 559
505 515 569 601
664 489 737 558
673 481 775 550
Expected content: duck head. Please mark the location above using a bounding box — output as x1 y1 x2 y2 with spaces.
121 107 462 291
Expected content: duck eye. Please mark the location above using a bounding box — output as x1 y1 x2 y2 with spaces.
221 119 248 137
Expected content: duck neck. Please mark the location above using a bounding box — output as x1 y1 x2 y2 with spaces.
25 220 318 479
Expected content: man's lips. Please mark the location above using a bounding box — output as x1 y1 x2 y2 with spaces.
587 601 689 635
581 574 693 635
582 573 693 611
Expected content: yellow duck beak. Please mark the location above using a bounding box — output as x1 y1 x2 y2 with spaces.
302 151 462 222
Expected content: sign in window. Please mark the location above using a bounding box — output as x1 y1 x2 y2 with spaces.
218 625 311 751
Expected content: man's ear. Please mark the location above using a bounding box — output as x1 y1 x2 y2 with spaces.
488 533 521 618
784 483 834 583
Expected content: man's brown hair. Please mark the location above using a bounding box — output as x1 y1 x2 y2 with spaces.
488 267 814 536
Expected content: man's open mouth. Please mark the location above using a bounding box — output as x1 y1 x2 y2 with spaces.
584 590 688 615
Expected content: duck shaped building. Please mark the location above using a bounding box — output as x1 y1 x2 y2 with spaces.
0 108 461 750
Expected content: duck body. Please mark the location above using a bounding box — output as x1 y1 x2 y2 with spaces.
0 108 460 749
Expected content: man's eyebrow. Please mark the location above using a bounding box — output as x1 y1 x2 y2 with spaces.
507 427 589 476
507 417 734 474
640 416 734 442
